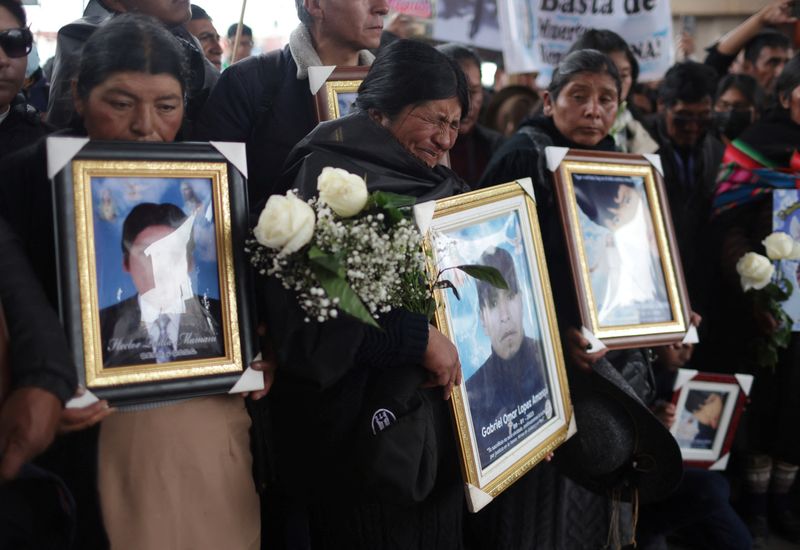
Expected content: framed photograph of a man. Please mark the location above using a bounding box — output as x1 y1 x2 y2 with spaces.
550 149 692 349
669 369 753 470
49 139 255 405
420 179 573 512
313 66 369 122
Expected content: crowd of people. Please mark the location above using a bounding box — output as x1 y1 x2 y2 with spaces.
0 0 799 548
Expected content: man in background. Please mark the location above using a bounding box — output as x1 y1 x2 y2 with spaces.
187 5 223 71
223 21 254 67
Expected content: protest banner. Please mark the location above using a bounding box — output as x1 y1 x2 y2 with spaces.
498 0 674 83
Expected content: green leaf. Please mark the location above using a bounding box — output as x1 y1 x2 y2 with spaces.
368 191 417 210
455 265 509 290
310 264 379 328
308 245 345 278
434 279 461 301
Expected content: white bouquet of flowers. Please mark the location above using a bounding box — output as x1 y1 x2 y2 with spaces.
248 167 505 326
735 231 800 369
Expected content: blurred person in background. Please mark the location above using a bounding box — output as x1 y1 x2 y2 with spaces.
713 73 764 144
482 84 541 137
187 4 223 70
0 0 50 160
438 43 504 187
223 21 253 67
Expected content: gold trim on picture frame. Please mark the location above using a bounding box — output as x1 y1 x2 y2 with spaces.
560 161 687 339
71 160 243 387
423 182 573 506
314 66 369 122
323 80 362 120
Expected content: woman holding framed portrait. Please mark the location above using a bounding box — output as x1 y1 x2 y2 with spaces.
476 49 690 548
261 40 468 549
0 15 262 550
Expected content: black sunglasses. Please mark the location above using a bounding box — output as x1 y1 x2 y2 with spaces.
0 28 33 59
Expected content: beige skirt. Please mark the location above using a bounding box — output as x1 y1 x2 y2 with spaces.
98 395 260 550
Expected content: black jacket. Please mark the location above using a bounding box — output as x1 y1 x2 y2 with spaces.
0 96 51 161
0 217 76 403
195 46 318 207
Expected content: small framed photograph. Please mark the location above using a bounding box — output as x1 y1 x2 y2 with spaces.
49 139 256 405
669 369 753 470
313 66 369 122
419 179 573 512
550 149 692 349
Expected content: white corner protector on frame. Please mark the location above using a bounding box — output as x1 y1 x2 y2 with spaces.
66 388 100 409
545 146 569 172
308 65 336 95
46 136 90 180
466 483 494 513
229 366 265 394
413 200 436 234
710 453 730 471
682 325 699 344
643 154 664 177
673 368 698 392
209 141 248 180
735 373 754 396
517 177 536 202
580 326 606 353
566 413 578 440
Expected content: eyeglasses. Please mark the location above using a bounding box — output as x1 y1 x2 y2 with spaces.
671 113 712 130
0 28 33 59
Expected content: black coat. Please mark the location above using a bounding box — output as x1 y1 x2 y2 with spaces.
0 97 51 161
264 112 468 549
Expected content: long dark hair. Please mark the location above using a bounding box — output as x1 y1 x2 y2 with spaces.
568 29 638 95
356 39 469 120
76 14 189 101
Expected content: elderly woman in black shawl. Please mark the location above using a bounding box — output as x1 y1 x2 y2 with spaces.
263 40 469 549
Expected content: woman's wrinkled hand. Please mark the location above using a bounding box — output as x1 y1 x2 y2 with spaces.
421 325 462 400
565 327 607 372
59 388 113 434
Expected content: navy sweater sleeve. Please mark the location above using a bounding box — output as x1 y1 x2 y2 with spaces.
0 218 77 404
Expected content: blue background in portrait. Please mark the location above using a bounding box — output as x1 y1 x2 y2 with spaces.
91 177 220 309
336 92 358 118
773 191 800 331
439 211 542 381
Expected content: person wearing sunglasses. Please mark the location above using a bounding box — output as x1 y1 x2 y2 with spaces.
643 61 724 315
0 0 49 160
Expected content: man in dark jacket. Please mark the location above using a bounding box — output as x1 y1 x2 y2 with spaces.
644 61 724 313
46 0 218 128
195 0 388 207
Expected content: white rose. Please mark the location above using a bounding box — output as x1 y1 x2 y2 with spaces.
253 191 315 255
317 167 369 217
736 252 775 291
762 232 796 260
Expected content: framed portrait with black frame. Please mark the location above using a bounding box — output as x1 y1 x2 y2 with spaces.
310 66 369 122
549 148 693 350
416 178 574 513
48 138 258 406
669 369 753 470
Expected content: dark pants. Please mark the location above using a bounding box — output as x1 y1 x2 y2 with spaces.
0 464 75 550
638 468 752 550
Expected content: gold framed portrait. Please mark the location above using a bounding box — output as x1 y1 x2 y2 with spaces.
49 139 256 405
313 66 370 122
550 149 692 349
419 179 573 512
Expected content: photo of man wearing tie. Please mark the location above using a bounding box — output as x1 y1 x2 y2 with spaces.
99 202 224 368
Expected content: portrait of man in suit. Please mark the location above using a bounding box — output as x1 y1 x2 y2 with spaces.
465 246 552 468
99 202 224 368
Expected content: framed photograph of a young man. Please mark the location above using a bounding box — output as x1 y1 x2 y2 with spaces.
311 66 369 122
669 369 753 470
48 138 256 405
549 148 692 349
418 179 573 512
